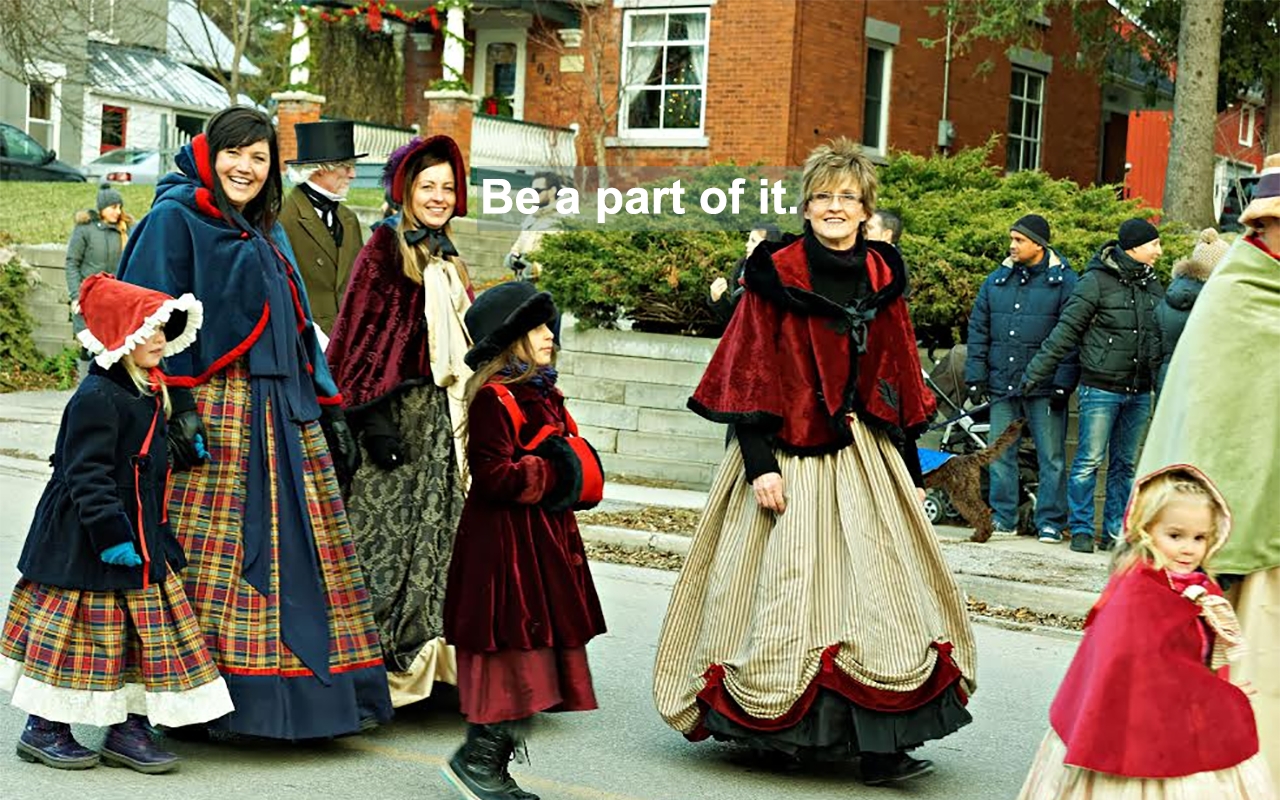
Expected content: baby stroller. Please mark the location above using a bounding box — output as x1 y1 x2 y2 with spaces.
917 345 1039 535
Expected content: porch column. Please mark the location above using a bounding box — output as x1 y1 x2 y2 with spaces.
289 16 311 88
272 90 326 169
421 3 476 167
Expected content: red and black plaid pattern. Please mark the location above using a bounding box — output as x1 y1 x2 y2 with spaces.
1 572 221 692
167 359 384 677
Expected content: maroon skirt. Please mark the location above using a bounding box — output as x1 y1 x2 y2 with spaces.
457 647 597 724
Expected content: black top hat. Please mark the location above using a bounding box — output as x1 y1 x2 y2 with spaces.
285 120 368 165
464 282 558 370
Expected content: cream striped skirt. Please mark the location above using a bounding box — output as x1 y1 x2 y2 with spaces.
652 414 977 739
1017 730 1277 799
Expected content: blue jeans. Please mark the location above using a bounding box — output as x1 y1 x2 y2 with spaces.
1067 385 1152 541
988 395 1068 532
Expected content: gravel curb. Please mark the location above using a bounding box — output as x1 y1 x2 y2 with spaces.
580 523 1095 631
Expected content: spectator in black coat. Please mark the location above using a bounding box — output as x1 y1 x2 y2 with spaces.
1154 227 1227 394
708 223 782 324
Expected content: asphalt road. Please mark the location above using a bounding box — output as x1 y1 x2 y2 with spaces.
0 399 1080 800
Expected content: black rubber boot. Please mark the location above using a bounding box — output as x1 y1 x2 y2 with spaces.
101 714 180 774
442 723 539 800
15 715 99 769
860 750 935 786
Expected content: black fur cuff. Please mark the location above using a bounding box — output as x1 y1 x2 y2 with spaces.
533 436 583 514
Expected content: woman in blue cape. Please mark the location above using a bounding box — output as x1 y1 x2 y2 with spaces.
117 106 392 740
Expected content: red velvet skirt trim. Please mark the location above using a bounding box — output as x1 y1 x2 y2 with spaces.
690 642 965 740
457 646 598 724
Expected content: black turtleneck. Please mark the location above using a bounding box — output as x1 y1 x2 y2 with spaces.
735 230 923 488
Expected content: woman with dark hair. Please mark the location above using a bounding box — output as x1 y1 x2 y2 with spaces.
326 136 473 708
116 106 393 740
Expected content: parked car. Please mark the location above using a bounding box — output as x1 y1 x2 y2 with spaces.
0 122 85 181
1219 174 1261 232
83 148 173 185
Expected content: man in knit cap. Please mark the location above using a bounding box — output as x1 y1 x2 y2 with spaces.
1138 153 1280 779
1020 217 1165 553
965 213 1078 541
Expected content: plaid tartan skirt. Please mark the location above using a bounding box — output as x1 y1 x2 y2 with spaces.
0 571 233 727
168 360 391 739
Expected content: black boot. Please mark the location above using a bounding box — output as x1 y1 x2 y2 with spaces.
101 714 180 774
860 750 935 786
442 723 539 800
1070 532 1096 553
15 715 99 769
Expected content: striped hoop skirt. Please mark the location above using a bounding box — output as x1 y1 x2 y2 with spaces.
170 359 392 739
652 413 977 756
0 572 234 727
1017 730 1276 800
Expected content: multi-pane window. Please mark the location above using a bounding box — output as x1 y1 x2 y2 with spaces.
101 105 127 152
1006 68 1045 172
862 44 892 153
621 9 709 136
27 83 54 150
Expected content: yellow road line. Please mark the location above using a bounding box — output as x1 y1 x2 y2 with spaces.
335 738 655 800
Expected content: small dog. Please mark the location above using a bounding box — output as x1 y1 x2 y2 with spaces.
923 418 1026 543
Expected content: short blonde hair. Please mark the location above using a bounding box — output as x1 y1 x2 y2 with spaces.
122 354 172 417
801 137 878 218
1113 470 1228 574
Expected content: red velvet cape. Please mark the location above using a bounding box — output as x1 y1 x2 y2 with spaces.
443 383 607 653
1050 564 1258 778
689 237 935 452
326 224 431 411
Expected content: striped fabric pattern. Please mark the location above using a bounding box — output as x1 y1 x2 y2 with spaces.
1 572 221 693
169 360 383 677
653 414 978 733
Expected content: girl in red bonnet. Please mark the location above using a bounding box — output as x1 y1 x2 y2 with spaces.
441 282 607 800
1018 465 1274 799
0 274 232 774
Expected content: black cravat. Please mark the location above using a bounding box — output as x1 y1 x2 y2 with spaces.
299 183 343 248
404 225 458 258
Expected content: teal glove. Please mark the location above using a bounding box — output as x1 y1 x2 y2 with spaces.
100 542 142 567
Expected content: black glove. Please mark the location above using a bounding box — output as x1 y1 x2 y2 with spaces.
1017 377 1039 397
1049 388 1070 411
320 405 361 486
966 384 987 405
167 386 209 472
364 434 406 470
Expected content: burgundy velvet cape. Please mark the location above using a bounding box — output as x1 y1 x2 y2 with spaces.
326 224 432 411
1050 564 1258 778
689 237 936 452
443 383 607 653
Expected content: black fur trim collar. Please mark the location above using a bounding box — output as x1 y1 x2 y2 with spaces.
743 233 907 318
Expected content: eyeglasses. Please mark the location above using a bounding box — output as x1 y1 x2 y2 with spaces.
809 192 862 208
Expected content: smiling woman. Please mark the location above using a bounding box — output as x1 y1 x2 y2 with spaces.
115 106 393 740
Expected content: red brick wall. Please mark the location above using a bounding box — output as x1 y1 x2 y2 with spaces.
788 0 868 165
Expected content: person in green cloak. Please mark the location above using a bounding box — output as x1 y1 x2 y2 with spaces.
1137 152 1280 781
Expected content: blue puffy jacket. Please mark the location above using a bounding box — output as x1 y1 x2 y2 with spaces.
965 249 1081 396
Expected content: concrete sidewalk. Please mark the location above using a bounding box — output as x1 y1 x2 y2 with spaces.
594 482 1109 622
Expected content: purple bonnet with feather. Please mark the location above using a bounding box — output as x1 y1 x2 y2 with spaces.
382 135 468 217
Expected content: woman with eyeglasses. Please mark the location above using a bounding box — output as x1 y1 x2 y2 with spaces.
652 138 977 786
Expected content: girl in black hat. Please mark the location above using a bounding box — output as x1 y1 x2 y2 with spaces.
440 282 607 800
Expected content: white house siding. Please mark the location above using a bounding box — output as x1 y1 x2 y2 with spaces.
80 94 170 165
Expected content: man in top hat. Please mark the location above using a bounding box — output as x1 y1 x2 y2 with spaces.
279 120 367 336
1137 153 1280 779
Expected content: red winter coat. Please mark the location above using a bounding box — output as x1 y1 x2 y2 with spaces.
1050 564 1258 778
443 382 607 653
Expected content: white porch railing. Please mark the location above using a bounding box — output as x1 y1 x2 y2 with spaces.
471 114 578 170
325 117 419 164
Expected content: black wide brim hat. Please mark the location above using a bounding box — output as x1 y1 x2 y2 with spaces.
285 120 368 165
465 281 558 370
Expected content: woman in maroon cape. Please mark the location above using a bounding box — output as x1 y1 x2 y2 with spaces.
651 138 977 786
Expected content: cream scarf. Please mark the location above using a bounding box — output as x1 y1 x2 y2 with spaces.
423 253 473 470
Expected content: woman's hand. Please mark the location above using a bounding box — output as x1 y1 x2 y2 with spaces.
710 277 729 302
752 472 786 513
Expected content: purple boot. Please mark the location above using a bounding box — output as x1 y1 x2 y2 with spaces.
16 715 99 769
101 714 180 774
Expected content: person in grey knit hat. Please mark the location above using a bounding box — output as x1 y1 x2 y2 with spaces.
66 185 132 374
1153 227 1228 395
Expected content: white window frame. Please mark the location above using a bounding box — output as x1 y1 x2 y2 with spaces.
862 42 893 156
619 7 710 141
1238 104 1256 148
1007 67 1046 173
24 61 65 155
473 29 528 120
89 0 117 37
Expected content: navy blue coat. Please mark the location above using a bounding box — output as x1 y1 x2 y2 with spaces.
965 249 1080 396
1155 263 1209 388
19 364 186 591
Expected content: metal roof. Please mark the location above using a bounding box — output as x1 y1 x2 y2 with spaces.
89 42 254 113
167 0 260 76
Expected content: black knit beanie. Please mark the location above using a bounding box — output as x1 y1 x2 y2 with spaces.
1010 214 1051 249
1118 218 1159 251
